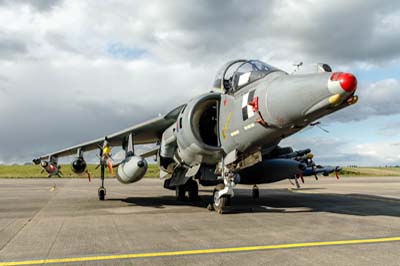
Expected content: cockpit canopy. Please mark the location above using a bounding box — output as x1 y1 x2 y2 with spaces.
213 59 282 94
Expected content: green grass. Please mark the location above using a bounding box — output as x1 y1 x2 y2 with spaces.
0 165 399 178
339 167 400 177
0 164 160 178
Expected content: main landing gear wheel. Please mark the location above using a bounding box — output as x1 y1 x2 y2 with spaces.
213 183 230 214
175 185 187 201
98 187 106 201
252 185 259 199
175 179 200 202
187 179 200 201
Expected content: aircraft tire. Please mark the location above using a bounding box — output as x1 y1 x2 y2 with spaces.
213 183 229 214
187 179 200 201
98 188 105 201
175 185 186 201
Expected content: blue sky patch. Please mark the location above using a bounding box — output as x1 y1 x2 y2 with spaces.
106 42 146 60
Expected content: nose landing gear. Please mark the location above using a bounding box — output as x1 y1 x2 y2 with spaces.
211 162 239 214
212 183 231 214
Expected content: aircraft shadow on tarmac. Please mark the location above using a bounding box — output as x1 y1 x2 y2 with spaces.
110 188 400 216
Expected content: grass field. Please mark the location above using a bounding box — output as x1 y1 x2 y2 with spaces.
0 164 160 178
0 165 399 178
339 167 400 176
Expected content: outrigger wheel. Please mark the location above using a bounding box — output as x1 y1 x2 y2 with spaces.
98 187 106 201
213 183 231 214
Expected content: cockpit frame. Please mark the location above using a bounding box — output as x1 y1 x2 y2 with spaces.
213 59 281 94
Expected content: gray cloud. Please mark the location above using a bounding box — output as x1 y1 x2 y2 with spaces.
277 0 400 64
12 1 398 66
157 0 400 65
378 122 400 137
0 0 63 11
281 135 400 166
322 78 400 123
0 59 197 163
0 98 155 163
0 1 399 164
44 32 79 54
0 36 28 59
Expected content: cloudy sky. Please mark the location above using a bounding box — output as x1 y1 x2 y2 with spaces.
0 0 399 166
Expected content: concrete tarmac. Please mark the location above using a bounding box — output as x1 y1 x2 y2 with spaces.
0 176 400 265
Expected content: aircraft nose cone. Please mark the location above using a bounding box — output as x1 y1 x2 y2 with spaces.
330 72 357 92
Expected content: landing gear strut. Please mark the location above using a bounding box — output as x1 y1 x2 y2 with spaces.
187 179 200 201
252 185 259 199
98 159 106 201
293 174 301 189
175 185 186 201
212 183 231 214
211 160 239 214
175 179 200 201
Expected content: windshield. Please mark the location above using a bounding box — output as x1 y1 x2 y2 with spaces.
213 60 280 93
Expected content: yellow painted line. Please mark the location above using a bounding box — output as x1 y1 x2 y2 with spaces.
1 237 400 266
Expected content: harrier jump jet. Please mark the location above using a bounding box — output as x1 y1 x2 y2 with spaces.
34 59 358 213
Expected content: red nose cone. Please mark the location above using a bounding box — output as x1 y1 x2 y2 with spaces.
330 72 357 92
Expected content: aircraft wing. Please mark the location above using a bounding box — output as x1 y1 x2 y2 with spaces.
35 104 185 161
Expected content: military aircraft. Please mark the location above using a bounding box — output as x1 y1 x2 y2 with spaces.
33 59 358 213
